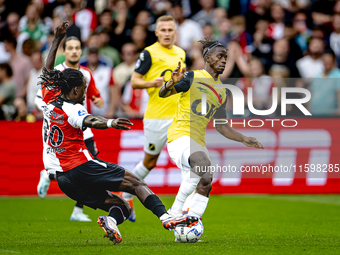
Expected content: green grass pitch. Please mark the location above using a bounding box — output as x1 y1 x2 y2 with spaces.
0 195 339 254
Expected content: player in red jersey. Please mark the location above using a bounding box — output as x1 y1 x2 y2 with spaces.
37 34 104 222
39 22 198 244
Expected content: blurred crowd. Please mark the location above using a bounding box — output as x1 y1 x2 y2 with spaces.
0 0 340 121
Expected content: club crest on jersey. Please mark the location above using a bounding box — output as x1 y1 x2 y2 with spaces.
78 109 87 116
135 59 141 69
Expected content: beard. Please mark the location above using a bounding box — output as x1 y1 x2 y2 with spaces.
69 60 79 65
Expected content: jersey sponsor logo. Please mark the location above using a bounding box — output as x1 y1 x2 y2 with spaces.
78 109 87 116
160 69 173 82
149 143 155 151
46 147 66 154
135 59 141 69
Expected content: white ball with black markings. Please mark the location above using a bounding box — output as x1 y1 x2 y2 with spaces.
173 219 203 243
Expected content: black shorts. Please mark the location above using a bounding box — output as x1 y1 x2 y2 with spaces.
56 158 125 209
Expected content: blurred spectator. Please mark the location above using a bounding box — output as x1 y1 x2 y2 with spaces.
311 0 335 26
0 63 16 120
265 38 300 77
62 0 81 40
26 51 42 116
202 23 214 40
191 0 216 27
292 11 311 54
82 28 120 67
4 36 32 98
97 9 113 30
283 22 303 62
111 0 134 38
146 0 172 18
135 10 157 45
130 24 148 53
73 0 98 42
85 47 118 118
330 13 340 67
268 3 285 40
80 33 113 67
273 0 311 13
171 3 203 51
246 0 271 34
19 3 49 47
236 57 274 113
0 0 9 27
247 19 273 62
217 18 232 46
296 37 324 79
6 12 30 54
120 80 148 118
308 50 340 116
0 41 11 63
22 38 35 57
230 16 249 51
221 41 250 79
113 42 138 88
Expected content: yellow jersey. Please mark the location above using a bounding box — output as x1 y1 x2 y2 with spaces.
134 42 186 119
167 69 228 146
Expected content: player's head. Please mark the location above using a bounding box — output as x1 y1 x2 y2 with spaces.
199 38 227 75
155 15 176 49
40 68 86 104
63 36 82 65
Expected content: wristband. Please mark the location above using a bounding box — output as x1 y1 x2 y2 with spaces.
164 81 172 92
107 119 114 128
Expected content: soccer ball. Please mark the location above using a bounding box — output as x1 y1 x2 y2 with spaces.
173 219 204 243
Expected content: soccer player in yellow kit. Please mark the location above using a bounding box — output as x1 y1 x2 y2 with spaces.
159 38 265 219
122 15 186 221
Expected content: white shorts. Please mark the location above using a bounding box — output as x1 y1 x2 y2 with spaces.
167 135 210 172
143 118 173 155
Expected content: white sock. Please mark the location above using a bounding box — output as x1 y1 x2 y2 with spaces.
123 161 150 201
188 193 209 218
42 170 49 180
182 190 195 212
170 171 200 213
72 206 83 214
159 213 170 221
107 216 117 225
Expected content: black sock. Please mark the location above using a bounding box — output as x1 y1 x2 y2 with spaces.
108 204 130 225
75 202 83 208
143 195 167 218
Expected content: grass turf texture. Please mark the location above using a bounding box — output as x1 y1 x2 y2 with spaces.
0 195 339 254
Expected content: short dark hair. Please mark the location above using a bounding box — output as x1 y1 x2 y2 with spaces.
0 63 13 77
63 36 81 50
4 36 17 49
323 48 336 59
64 0 75 8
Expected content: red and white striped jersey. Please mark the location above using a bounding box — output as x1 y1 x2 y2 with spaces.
36 62 101 140
41 97 93 173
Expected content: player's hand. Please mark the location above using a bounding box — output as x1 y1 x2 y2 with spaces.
112 118 133 130
242 137 265 149
92 96 104 108
171 61 186 83
153 77 164 87
54 21 69 38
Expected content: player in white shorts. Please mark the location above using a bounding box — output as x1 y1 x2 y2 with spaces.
122 15 186 221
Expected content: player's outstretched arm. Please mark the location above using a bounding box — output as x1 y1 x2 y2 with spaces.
84 115 133 130
45 21 69 71
159 61 186 98
215 123 265 149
